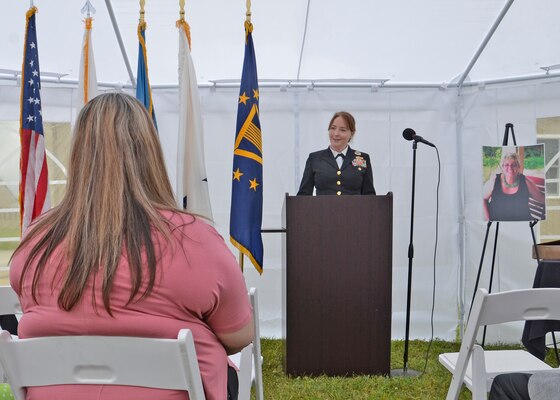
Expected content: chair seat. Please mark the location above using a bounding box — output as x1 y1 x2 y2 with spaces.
439 350 552 391
228 353 254 381
229 352 264 382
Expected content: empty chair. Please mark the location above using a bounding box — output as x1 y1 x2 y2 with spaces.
440 288 560 400
0 328 205 400
229 287 264 400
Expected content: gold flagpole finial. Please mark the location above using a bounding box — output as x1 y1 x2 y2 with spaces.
139 0 145 24
176 0 191 49
244 0 253 41
179 0 185 20
245 0 251 23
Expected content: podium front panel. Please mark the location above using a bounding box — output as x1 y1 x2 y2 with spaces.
284 194 392 377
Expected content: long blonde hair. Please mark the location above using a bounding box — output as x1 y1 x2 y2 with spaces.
14 92 181 314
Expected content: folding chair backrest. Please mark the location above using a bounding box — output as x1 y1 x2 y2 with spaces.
249 287 264 400
446 288 560 400
229 287 264 400
236 343 254 400
0 329 205 400
476 288 560 327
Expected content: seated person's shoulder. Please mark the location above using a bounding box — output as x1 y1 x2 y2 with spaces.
528 370 560 400
162 211 218 239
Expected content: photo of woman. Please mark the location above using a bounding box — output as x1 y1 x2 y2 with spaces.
482 145 546 221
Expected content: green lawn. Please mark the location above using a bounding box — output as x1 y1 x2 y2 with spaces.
258 338 558 399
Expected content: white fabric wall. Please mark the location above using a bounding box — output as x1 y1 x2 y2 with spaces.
187 87 462 341
461 81 560 343
2 79 557 342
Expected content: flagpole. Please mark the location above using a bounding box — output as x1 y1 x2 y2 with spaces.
176 0 213 220
229 0 263 274
238 0 250 276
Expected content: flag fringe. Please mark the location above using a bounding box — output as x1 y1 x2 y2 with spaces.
231 237 263 274
176 19 192 50
83 16 93 104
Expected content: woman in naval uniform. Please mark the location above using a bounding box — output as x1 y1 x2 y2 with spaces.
297 111 376 196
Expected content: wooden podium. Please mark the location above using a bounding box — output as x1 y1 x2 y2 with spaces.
282 193 393 377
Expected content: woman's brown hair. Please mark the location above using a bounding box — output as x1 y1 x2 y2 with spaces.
328 111 356 134
13 92 181 314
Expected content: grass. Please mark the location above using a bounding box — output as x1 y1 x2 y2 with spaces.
258 339 559 399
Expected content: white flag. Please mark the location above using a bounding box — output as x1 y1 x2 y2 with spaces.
77 16 98 110
177 22 213 220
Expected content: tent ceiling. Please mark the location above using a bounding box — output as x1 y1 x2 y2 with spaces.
2 0 560 87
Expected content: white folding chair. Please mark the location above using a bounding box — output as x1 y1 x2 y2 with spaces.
440 288 560 400
228 287 264 400
0 286 22 323
0 285 23 383
0 329 206 400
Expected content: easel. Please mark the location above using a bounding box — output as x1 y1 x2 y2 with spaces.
470 123 541 346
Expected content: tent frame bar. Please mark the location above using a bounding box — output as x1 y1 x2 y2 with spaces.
104 0 136 87
2 71 560 91
456 0 515 89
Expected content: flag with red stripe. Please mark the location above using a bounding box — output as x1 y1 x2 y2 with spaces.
19 6 50 235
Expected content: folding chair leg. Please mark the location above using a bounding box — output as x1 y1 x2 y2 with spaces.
551 331 560 366
471 345 489 400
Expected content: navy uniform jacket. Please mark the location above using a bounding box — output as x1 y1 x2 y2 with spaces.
297 147 376 195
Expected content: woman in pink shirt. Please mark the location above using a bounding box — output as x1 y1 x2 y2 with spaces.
10 93 253 400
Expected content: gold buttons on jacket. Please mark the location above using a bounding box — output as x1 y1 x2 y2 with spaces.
337 191 341 195
336 181 341 186
337 170 341 175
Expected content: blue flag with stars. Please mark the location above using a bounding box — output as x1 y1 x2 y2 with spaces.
230 20 263 274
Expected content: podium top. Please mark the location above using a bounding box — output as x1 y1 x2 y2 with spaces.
533 240 560 260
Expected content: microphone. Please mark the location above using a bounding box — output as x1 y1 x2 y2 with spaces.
402 128 436 148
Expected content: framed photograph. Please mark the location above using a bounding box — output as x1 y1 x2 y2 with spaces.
482 145 546 221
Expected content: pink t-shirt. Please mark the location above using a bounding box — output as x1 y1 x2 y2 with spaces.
10 212 252 400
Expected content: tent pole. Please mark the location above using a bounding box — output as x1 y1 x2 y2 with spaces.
104 0 136 87
457 0 514 89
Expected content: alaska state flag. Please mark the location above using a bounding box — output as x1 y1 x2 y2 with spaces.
20 7 50 235
230 21 263 274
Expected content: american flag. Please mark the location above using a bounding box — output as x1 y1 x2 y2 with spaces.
19 7 50 235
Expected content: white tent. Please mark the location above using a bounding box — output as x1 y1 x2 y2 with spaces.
2 0 560 342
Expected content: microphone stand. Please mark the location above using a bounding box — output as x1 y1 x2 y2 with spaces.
392 139 421 377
